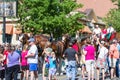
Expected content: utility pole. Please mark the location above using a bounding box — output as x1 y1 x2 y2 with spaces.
2 0 6 43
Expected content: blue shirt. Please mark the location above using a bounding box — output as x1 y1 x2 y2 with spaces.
49 57 56 68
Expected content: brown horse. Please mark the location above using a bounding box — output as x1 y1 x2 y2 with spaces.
115 32 120 40
34 34 70 57
34 34 71 75
20 33 30 46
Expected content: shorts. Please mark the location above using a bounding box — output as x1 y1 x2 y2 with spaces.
109 57 117 68
49 68 56 76
21 65 29 70
29 63 38 71
85 60 95 72
96 58 106 69
0 69 5 79
66 61 76 79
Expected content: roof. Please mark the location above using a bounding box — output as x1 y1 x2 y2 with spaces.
77 0 117 17
79 26 92 33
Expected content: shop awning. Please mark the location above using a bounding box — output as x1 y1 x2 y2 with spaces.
6 25 13 34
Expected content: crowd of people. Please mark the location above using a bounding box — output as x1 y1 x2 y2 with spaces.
0 25 120 80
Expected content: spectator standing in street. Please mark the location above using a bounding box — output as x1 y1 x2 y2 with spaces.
80 37 87 79
3 43 10 78
0 53 5 80
72 39 79 53
25 38 38 80
96 39 108 80
83 38 95 80
109 39 119 79
6 46 21 80
21 44 29 80
63 42 79 80
42 42 52 80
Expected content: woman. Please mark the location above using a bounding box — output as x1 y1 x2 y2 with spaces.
80 37 87 79
6 46 21 80
109 39 119 79
83 38 95 80
96 39 108 80
21 44 29 80
3 43 10 78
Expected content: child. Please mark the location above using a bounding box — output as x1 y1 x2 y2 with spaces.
49 52 57 80
21 45 29 80
42 46 53 80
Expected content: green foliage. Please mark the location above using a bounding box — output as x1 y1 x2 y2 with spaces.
104 0 120 32
104 9 120 32
111 0 120 9
18 0 84 38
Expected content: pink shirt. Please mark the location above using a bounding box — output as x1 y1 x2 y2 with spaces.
21 50 28 66
102 29 107 34
84 45 95 60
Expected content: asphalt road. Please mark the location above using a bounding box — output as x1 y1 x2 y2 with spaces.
14 69 120 80
32 70 119 80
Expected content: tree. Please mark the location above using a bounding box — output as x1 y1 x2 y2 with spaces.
104 9 120 32
18 0 84 38
104 0 120 32
111 0 120 9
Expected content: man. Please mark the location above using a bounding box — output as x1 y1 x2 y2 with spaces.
107 24 115 34
25 38 38 80
93 25 101 38
63 42 79 80
106 24 115 40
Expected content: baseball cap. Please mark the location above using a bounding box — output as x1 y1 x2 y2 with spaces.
28 38 35 42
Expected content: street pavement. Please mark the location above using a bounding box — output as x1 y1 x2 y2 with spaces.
16 69 120 80
37 70 120 80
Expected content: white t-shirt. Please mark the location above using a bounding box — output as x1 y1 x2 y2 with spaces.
98 46 108 59
107 27 114 33
27 44 38 64
93 28 101 35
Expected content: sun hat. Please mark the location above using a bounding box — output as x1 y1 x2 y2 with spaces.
45 47 53 54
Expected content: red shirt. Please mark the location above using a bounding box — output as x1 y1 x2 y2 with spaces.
3 50 9 65
72 43 79 53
